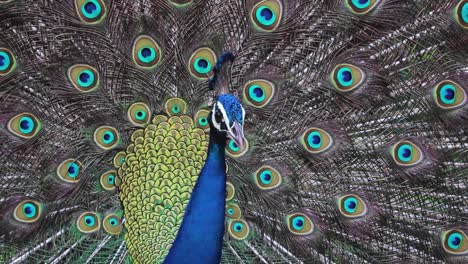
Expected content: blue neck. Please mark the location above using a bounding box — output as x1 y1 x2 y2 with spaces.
163 131 227 264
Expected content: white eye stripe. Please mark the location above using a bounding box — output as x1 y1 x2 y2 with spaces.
212 101 231 132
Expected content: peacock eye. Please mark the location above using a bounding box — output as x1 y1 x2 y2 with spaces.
164 97 187 116
337 194 368 218
391 140 423 167
226 182 235 201
68 64 100 93
331 63 365 92
188 47 216 79
75 0 107 24
228 219 250 240
194 109 210 131
286 213 314 235
100 170 117 191
346 0 381 14
132 35 162 69
251 0 283 31
225 203 242 219
94 126 119 150
7 112 42 139
243 79 275 108
77 212 100 233
113 151 126 168
57 159 83 183
434 80 466 109
299 127 333 154
254 166 282 190
127 102 151 126
103 214 123 235
441 229 468 254
456 0 468 29
14 200 42 223
0 48 16 76
226 138 249 158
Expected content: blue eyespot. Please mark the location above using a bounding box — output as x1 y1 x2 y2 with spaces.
107 174 115 185
19 116 35 134
0 51 11 71
259 170 273 185
81 0 102 19
227 209 234 215
84 215 96 226
351 0 371 9
23 203 37 219
248 85 266 103
397 144 413 163
138 47 156 64
172 106 181 114
102 131 115 145
343 197 358 214
194 58 211 74
306 131 322 149
439 84 456 105
291 216 305 231
256 6 276 26
337 67 353 87
67 162 80 179
109 217 118 226
233 222 244 232
229 140 239 152
77 70 95 88
135 110 146 121
448 233 463 250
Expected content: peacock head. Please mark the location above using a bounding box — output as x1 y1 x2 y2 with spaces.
210 94 245 149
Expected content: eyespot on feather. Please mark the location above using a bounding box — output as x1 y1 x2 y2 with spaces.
226 182 235 201
299 127 333 154
57 159 83 183
100 170 117 191
14 200 42 223
103 214 123 235
346 0 381 14
7 112 42 139
286 213 314 235
391 140 423 167
128 102 151 126
243 79 275 108
226 137 249 158
441 229 468 255
75 0 107 24
331 63 365 92
77 212 101 233
68 64 100 92
0 48 17 76
250 0 283 32
254 165 282 190
113 151 126 168
337 194 368 218
226 203 242 219
164 98 187 116
132 35 162 69
433 80 466 109
94 126 119 150
455 0 468 29
228 219 250 240
194 109 210 132
188 47 216 79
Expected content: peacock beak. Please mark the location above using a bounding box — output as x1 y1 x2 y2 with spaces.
228 121 244 150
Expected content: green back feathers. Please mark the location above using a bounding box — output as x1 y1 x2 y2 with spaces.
116 98 209 263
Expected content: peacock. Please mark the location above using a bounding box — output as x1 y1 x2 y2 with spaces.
1 0 468 263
